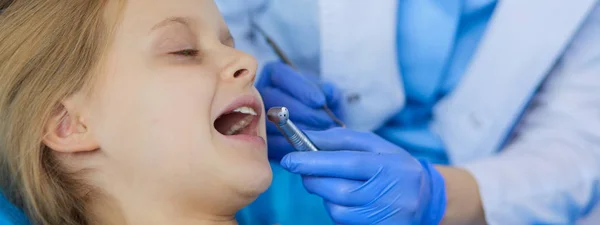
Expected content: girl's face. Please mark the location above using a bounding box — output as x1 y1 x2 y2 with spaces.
51 0 271 215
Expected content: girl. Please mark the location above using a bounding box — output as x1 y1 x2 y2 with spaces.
0 0 272 224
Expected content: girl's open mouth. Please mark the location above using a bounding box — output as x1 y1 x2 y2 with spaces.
214 106 259 136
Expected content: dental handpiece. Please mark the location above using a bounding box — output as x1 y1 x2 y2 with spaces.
267 107 319 152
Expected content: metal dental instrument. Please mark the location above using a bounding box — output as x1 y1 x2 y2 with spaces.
268 107 319 152
252 23 346 128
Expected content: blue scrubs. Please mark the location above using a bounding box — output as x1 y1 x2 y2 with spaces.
377 0 498 164
0 193 29 225
240 1 499 224
237 162 332 225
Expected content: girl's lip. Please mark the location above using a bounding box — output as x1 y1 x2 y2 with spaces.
214 94 266 148
214 94 262 122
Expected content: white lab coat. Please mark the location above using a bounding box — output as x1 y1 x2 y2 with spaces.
217 0 600 224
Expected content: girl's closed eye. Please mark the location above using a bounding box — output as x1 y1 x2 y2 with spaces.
171 48 199 57
167 48 202 64
151 24 200 62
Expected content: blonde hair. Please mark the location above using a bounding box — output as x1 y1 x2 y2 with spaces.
0 0 121 224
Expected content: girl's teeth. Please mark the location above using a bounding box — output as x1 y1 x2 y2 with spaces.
233 106 257 116
225 115 254 135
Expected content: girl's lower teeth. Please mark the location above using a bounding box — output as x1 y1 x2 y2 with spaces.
225 115 254 135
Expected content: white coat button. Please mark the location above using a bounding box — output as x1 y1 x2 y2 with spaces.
346 93 360 104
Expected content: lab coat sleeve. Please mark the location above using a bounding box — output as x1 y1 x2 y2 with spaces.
461 10 600 224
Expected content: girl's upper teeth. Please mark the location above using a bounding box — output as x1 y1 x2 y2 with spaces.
233 106 257 116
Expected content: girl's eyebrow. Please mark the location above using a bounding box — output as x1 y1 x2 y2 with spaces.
150 16 191 33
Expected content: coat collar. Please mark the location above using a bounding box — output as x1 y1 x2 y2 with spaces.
433 0 598 163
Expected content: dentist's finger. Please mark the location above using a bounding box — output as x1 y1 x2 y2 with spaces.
302 176 372 207
281 151 382 180
266 62 326 108
304 128 401 154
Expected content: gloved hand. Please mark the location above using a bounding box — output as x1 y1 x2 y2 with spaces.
256 61 344 160
280 128 447 225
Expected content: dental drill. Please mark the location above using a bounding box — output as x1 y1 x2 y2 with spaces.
267 107 319 152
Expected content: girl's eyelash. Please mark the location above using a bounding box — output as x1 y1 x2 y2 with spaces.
170 49 199 57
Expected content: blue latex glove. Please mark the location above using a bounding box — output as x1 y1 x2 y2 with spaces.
256 61 344 160
280 128 447 225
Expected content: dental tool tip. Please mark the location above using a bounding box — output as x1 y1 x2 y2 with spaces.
267 107 289 124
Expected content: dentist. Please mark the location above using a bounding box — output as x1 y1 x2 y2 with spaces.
218 0 600 224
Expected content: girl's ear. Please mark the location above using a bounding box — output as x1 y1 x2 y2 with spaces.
43 99 99 153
